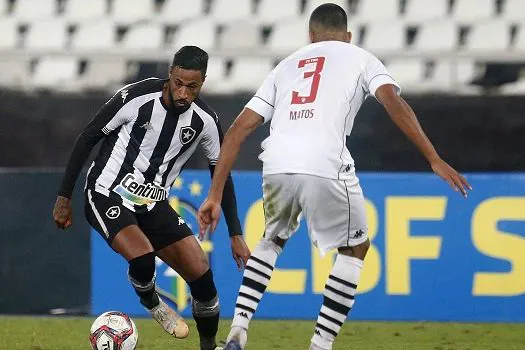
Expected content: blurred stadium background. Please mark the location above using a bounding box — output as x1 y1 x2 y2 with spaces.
1 0 524 349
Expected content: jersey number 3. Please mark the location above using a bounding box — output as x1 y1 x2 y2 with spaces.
291 56 325 105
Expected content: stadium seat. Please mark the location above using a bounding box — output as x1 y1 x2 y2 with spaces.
0 18 19 50
362 21 406 55
121 22 165 50
80 58 129 90
111 0 155 25
32 56 79 89
62 0 107 24
428 59 481 88
411 20 458 53
404 0 449 24
71 20 117 51
12 0 57 22
304 0 349 17
386 59 426 89
0 57 29 88
500 78 525 95
354 0 399 23
513 22 525 51
201 57 228 94
257 0 301 24
0 0 9 16
267 19 310 54
219 21 261 51
172 19 216 52
227 57 275 92
25 20 68 51
464 20 510 52
501 0 525 22
211 0 253 23
155 0 205 24
452 0 495 23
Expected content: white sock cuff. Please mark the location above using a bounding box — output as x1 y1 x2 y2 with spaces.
335 254 363 269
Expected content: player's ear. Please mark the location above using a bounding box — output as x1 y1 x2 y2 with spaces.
168 65 173 78
309 30 315 43
346 31 352 43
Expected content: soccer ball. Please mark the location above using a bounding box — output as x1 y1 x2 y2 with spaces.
89 311 138 350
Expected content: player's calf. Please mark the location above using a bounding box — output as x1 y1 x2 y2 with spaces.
188 269 221 350
310 252 365 350
128 252 159 309
128 252 189 338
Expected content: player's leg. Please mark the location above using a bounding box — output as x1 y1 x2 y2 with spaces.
296 176 370 350
85 190 188 338
139 200 219 350
226 174 300 349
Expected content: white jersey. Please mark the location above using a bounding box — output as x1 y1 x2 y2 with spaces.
245 41 400 183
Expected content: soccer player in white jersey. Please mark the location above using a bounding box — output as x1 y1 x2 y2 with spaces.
198 4 471 350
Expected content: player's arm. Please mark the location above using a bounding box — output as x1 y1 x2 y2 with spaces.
375 85 472 197
200 110 251 268
202 120 243 238
198 108 264 236
198 69 276 235
53 92 128 229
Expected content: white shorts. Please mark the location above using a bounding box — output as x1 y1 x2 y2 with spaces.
262 174 368 255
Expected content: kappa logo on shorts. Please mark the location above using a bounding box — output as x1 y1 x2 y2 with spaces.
353 229 365 239
179 126 196 145
105 206 121 219
178 217 185 225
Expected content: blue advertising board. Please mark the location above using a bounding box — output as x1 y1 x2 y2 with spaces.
92 172 525 322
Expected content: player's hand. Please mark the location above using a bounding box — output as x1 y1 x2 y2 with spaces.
431 158 472 198
230 235 251 270
197 197 222 240
53 196 73 229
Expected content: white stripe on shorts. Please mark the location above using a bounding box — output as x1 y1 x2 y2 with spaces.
87 189 110 238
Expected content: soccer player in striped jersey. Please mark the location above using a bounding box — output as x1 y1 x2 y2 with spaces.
52 46 250 350
198 4 471 350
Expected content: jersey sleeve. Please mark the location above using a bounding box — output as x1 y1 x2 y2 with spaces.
57 90 130 198
363 55 401 99
200 113 222 165
245 69 276 124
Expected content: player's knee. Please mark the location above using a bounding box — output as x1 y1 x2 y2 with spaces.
188 269 220 317
128 251 156 287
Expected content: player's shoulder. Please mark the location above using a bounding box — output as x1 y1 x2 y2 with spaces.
106 77 164 109
116 77 165 97
193 97 219 124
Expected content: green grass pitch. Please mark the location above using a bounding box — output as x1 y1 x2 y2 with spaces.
0 316 524 349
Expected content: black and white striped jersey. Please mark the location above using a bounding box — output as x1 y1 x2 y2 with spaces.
89 78 223 212
60 77 224 213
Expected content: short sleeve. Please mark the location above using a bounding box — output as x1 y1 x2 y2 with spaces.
363 55 401 98
200 115 222 166
245 69 276 124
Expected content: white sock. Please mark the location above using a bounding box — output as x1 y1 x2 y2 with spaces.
311 254 363 350
231 239 282 330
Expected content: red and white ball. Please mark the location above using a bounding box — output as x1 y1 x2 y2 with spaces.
89 311 138 350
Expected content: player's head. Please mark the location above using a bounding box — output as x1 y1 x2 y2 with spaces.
168 46 208 110
309 3 351 43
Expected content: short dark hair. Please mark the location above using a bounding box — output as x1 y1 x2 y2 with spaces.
171 46 208 77
309 3 348 31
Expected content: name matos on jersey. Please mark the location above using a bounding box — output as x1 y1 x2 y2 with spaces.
113 173 168 205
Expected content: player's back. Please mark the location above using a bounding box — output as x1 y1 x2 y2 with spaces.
252 41 392 182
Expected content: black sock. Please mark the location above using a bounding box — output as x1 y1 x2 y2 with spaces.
188 269 220 350
128 252 160 309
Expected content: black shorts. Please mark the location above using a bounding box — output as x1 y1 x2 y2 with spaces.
84 189 193 251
